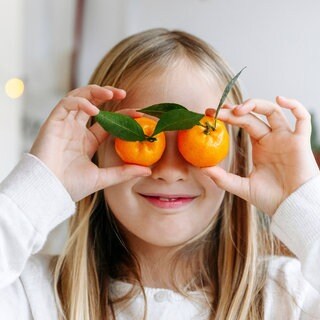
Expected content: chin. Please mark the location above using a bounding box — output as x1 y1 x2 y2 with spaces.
124 223 204 249
144 236 192 248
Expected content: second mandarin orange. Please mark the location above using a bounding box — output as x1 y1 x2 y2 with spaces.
177 116 229 168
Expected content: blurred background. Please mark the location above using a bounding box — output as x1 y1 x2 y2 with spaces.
1 0 320 181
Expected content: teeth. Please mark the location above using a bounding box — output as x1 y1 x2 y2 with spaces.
159 197 178 201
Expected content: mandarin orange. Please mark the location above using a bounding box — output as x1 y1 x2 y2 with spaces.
114 117 166 166
177 116 229 167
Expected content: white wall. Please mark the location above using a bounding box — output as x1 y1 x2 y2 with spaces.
0 0 24 181
22 0 76 153
0 1 75 182
79 0 320 131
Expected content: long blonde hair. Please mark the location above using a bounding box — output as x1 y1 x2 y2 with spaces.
53 28 280 320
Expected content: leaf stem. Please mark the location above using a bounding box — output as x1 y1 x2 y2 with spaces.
145 135 157 142
213 66 247 129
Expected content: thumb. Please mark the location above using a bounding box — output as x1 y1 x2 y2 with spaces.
95 165 151 191
202 166 249 201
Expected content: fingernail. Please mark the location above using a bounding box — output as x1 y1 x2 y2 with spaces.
135 111 145 117
233 104 242 112
222 103 233 109
205 108 215 116
93 106 100 115
118 88 126 95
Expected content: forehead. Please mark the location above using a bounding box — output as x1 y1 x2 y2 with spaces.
119 63 222 114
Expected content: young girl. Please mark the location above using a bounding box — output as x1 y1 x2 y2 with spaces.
0 28 320 320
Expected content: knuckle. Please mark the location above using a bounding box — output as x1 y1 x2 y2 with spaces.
88 84 100 90
77 96 87 103
66 87 80 97
273 105 282 114
60 97 70 105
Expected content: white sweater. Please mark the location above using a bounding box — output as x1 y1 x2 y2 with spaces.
0 153 320 320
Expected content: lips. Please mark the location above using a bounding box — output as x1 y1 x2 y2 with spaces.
138 193 199 209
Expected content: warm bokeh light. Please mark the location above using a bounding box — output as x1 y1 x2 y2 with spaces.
5 78 24 99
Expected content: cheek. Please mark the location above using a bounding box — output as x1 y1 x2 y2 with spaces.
103 181 138 226
187 172 225 236
200 180 225 225
104 172 135 202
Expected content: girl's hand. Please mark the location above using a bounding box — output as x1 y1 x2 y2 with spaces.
30 85 151 202
203 96 320 216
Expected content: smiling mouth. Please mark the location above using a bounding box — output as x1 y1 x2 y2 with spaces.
138 193 199 209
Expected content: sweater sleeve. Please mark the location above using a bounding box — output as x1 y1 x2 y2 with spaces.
0 153 75 289
271 174 320 293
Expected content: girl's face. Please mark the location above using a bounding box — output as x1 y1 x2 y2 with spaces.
100 62 227 250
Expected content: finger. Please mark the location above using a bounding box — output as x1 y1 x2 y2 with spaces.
276 96 312 135
85 124 109 160
75 110 91 127
95 165 151 190
49 96 99 121
202 166 250 201
88 121 109 149
66 110 78 121
205 104 234 117
206 108 271 141
222 103 234 110
61 101 142 129
233 98 292 131
103 86 127 100
68 84 126 105
117 108 144 118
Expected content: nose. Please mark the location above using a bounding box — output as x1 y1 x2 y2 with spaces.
151 132 189 183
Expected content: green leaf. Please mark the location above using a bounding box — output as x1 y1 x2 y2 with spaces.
153 109 203 136
95 111 145 141
139 103 187 118
215 66 247 117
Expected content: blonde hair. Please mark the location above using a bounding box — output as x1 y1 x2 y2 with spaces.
53 28 281 320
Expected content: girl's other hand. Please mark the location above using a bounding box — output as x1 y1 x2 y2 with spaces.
30 85 151 202
203 96 320 216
